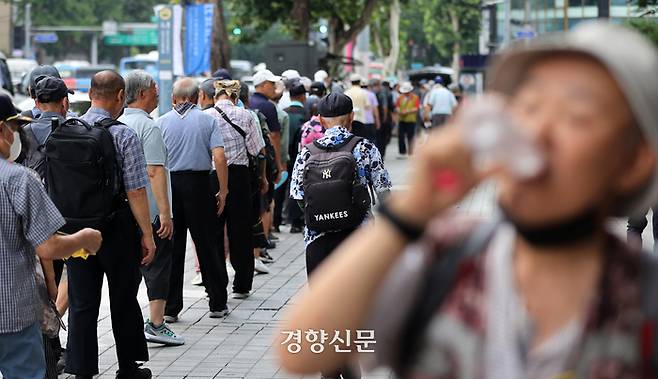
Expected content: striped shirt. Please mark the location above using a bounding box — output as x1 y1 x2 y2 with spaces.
204 100 265 166
0 159 65 333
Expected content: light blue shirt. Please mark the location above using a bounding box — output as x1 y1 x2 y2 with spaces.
423 86 457 115
158 105 225 172
119 108 172 223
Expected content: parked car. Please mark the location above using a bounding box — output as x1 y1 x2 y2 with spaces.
6 58 38 89
17 91 91 117
0 52 14 95
58 64 116 92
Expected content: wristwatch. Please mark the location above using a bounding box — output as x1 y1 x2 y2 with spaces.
377 201 424 241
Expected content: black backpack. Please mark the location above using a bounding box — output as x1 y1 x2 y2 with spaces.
302 135 370 232
44 117 123 233
22 117 60 179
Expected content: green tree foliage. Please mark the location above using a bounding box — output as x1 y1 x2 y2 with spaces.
627 19 658 47
417 0 480 75
230 0 379 54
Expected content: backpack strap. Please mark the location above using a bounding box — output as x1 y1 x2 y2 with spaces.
215 106 247 140
21 109 36 119
395 221 499 376
95 118 124 129
61 117 93 131
309 134 363 156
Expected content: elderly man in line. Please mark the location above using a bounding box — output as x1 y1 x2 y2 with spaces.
158 77 230 321
119 70 184 346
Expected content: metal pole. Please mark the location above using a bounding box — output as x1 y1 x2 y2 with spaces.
503 0 512 46
24 3 31 58
91 33 98 65
563 1 569 31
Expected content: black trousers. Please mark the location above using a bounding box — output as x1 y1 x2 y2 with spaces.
141 219 173 301
167 171 228 316
376 121 392 158
305 229 361 379
352 121 376 144
273 176 289 228
398 121 416 155
214 165 255 293
65 207 148 375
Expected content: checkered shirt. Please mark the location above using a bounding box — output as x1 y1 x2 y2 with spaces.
81 107 149 192
0 159 65 333
204 100 265 166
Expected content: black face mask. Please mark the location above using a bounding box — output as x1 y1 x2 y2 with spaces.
500 205 603 247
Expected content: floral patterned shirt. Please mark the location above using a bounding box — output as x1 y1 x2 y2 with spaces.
290 126 392 246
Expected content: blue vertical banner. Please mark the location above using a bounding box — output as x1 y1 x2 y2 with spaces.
184 4 215 76
157 5 174 113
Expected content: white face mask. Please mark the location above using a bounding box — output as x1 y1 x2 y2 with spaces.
8 131 21 162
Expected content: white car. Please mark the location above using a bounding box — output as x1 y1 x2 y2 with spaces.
18 91 91 117
6 58 38 88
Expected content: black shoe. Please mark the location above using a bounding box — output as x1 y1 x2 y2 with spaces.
266 239 277 249
259 250 274 263
290 226 303 234
269 233 280 241
57 348 66 374
116 366 152 379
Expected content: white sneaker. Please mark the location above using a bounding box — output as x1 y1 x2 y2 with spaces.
254 258 270 274
191 272 203 286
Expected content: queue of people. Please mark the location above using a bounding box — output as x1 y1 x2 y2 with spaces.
0 59 396 379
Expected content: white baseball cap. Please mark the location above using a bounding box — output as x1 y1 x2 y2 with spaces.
281 69 301 80
314 70 328 82
253 69 281 86
349 73 362 83
488 21 658 216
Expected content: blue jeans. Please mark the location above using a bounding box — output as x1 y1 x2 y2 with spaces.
0 323 46 379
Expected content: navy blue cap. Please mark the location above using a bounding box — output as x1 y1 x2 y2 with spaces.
34 75 73 103
318 93 353 117
29 65 61 90
212 68 231 80
289 82 306 97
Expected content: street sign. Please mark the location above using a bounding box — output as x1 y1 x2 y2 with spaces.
33 33 58 44
103 30 157 46
515 25 537 40
158 5 174 113
102 21 118 36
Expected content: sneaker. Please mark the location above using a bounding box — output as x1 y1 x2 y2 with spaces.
290 226 303 234
191 272 203 286
232 291 251 299
269 233 280 241
163 314 178 323
115 366 152 379
259 250 274 264
254 258 270 274
209 306 229 318
266 239 277 249
144 320 185 346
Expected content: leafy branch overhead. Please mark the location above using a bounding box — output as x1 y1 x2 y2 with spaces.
229 0 379 54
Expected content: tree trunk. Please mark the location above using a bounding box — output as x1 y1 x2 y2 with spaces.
383 0 401 76
449 8 461 81
328 0 380 55
373 26 385 62
211 0 231 72
290 0 311 41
